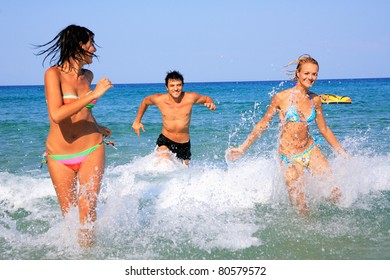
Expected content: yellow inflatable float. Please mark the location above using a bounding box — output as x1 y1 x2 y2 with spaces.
319 94 352 104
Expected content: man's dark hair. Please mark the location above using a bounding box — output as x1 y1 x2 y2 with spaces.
165 70 184 86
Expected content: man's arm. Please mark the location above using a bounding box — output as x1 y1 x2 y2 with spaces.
132 94 157 136
193 92 216 110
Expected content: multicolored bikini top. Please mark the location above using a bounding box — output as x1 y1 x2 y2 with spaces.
62 90 97 109
284 91 316 123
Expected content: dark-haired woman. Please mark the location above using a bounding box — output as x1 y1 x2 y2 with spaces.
227 55 347 215
36 25 113 246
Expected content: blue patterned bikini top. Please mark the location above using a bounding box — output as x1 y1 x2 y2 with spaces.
284 91 316 123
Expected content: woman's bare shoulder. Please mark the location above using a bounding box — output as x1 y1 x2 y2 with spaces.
309 91 322 106
44 66 61 84
83 69 94 82
45 66 60 76
273 88 291 102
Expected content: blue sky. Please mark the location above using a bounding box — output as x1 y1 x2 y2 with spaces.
0 0 389 85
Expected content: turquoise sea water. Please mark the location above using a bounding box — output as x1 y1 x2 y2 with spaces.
0 78 389 260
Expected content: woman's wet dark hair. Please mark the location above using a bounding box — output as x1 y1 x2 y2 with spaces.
35 24 97 67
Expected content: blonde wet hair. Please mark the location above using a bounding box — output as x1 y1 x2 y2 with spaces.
286 54 319 81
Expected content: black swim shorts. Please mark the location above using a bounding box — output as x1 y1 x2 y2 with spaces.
156 134 191 161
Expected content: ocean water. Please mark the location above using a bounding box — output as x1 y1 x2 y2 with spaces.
0 78 389 260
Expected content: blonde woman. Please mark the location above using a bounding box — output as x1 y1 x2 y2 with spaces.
227 55 347 215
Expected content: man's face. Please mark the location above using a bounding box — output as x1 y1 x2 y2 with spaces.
166 79 183 99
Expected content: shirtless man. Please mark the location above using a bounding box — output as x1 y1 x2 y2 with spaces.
132 71 216 165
